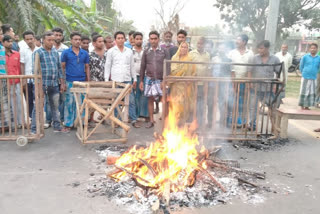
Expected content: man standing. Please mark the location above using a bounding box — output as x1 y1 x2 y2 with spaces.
104 36 114 51
124 31 135 49
104 31 140 128
0 33 5 75
299 43 320 110
229 34 254 127
3 35 23 127
1 24 19 51
81 35 90 52
52 27 68 57
61 32 90 132
35 36 42 48
31 31 67 133
0 36 13 130
250 40 281 130
169 29 188 58
160 31 174 50
133 32 149 120
140 31 170 128
20 30 39 119
51 27 68 125
89 34 107 82
275 44 292 107
190 37 210 126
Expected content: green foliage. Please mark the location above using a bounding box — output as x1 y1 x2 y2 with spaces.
0 0 135 38
214 0 320 41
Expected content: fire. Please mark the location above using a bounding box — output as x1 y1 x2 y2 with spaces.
109 106 208 195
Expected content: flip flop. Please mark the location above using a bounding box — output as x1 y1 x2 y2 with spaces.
146 122 155 129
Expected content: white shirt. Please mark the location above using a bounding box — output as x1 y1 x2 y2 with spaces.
20 45 40 76
18 40 28 53
132 47 144 77
104 46 136 82
53 43 68 58
275 52 292 83
89 42 94 52
228 48 254 78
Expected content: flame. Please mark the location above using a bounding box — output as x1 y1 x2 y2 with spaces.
110 106 207 195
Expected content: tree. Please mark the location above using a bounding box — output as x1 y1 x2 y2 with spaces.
214 0 320 42
154 0 189 34
0 0 134 37
96 0 136 34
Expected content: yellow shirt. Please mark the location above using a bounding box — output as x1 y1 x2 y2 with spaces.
189 50 210 77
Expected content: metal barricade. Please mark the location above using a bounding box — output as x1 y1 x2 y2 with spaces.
162 60 284 141
0 73 44 146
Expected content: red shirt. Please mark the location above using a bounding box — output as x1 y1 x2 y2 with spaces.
6 50 21 84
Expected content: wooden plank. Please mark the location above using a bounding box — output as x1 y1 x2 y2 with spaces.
74 93 84 137
202 82 208 130
83 104 89 141
20 79 25 135
7 79 12 136
0 80 5 136
277 108 320 116
83 138 128 144
280 114 289 139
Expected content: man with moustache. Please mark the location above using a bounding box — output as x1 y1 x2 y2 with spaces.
89 34 107 82
104 31 140 128
20 30 39 118
132 32 149 120
61 32 90 132
31 31 67 133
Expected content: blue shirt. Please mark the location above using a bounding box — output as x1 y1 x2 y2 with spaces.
32 47 64 87
61 47 89 82
0 44 5 74
124 41 133 49
300 53 320 80
12 42 19 52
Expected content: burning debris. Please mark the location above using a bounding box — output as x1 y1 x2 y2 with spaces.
89 107 270 213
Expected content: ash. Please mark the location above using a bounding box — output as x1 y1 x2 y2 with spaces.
85 147 269 214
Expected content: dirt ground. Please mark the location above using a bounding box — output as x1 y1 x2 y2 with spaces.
0 100 320 214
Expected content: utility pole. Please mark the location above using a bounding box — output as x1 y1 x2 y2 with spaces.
265 0 281 53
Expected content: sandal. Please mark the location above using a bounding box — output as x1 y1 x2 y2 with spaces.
132 122 141 128
314 128 320 132
146 122 155 129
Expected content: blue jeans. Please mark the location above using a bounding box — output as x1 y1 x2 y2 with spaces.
32 85 61 132
117 81 137 123
44 84 64 123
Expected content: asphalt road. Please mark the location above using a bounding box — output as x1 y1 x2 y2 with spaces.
0 117 319 214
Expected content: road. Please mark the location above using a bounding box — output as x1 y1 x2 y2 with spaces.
0 113 319 214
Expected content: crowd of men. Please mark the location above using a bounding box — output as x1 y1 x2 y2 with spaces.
1 22 320 134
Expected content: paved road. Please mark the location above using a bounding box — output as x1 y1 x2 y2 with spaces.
0 115 319 214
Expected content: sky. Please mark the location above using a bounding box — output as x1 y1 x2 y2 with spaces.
112 0 222 34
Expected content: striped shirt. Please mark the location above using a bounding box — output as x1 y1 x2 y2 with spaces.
32 47 64 87
0 44 6 74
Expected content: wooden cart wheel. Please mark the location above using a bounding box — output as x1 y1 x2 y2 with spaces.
16 136 28 147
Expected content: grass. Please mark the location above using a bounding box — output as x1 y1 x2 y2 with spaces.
286 76 301 98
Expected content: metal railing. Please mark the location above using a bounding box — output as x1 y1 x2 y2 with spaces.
162 60 284 141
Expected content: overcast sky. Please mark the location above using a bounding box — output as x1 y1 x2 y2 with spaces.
112 0 221 34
